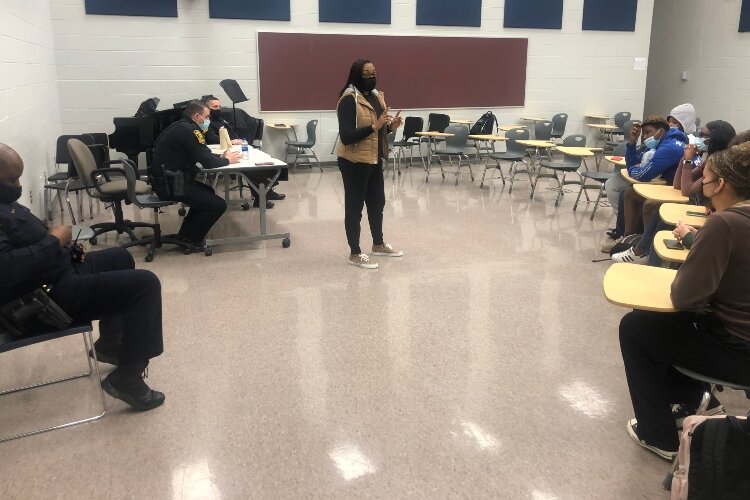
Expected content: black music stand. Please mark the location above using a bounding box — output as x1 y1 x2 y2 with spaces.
219 79 249 130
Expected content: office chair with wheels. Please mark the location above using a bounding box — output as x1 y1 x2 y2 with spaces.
66 138 154 248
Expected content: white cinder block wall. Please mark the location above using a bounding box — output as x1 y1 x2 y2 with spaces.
49 0 654 161
0 1 64 214
644 0 750 134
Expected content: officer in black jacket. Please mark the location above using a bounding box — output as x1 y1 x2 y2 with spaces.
0 144 164 411
201 95 286 206
151 100 241 248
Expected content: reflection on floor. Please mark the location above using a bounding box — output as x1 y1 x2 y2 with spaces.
3 166 746 499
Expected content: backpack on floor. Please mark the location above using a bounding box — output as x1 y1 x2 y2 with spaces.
609 234 642 257
470 111 498 135
671 415 750 500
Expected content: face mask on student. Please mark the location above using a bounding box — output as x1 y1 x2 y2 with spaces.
693 137 708 152
0 183 22 204
644 135 659 150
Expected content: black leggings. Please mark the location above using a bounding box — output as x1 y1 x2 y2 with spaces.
619 310 750 450
50 248 163 365
338 158 385 255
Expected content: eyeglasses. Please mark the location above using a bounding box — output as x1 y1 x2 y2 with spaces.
702 179 720 186
362 72 377 78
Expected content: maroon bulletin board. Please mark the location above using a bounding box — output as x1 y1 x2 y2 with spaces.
257 32 528 112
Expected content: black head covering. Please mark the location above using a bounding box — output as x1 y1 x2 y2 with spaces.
339 59 372 97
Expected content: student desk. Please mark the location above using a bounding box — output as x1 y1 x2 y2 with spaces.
416 131 454 168
451 120 473 125
468 134 507 159
200 147 289 255
620 169 667 185
603 262 677 313
653 230 689 264
517 140 555 178
521 116 547 122
556 146 595 170
659 203 708 228
587 124 618 131
605 155 626 168
586 114 611 121
498 124 526 131
633 184 689 203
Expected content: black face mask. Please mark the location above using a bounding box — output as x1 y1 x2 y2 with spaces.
209 109 222 121
358 77 376 93
0 183 22 204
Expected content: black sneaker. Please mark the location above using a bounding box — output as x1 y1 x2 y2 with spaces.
102 364 165 411
672 398 725 429
252 198 274 209
267 189 286 201
625 419 677 461
606 228 619 239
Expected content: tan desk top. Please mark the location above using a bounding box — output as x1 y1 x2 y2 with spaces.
498 124 526 131
605 155 626 167
588 147 604 152
587 124 619 130
620 169 667 185
586 114 611 120
659 203 708 227
653 230 689 263
451 120 473 125
634 184 689 203
555 146 594 157
416 131 454 138
517 140 556 148
267 123 296 130
521 116 547 122
603 262 677 313
468 134 507 141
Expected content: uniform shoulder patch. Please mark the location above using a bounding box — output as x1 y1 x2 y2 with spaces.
193 129 206 144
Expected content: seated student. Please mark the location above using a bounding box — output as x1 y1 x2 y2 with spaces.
200 95 285 207
618 142 750 460
152 100 242 250
606 106 695 260
615 120 736 265
601 116 671 253
0 144 165 411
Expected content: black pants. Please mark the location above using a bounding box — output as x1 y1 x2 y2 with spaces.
338 158 385 255
157 180 226 244
619 310 750 450
50 248 163 365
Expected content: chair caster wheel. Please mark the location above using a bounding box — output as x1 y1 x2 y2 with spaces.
145 254 153 262
282 238 290 248
204 246 213 256
178 208 186 216
89 237 97 246
241 203 250 211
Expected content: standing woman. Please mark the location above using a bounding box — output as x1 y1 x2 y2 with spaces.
336 59 403 269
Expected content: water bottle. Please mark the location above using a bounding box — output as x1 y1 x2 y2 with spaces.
241 140 249 160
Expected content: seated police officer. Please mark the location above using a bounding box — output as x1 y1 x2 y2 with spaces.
151 100 241 250
201 95 286 207
0 144 164 411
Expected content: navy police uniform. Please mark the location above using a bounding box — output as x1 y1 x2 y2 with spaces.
0 201 163 364
151 119 229 244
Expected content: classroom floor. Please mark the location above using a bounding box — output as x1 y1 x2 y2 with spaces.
2 162 747 499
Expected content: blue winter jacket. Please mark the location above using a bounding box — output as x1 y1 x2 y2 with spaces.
625 127 687 183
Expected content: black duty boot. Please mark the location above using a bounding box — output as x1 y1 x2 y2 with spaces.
252 198 274 209
267 189 286 200
102 361 165 411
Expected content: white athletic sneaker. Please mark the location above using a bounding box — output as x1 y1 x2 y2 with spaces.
612 247 648 264
349 253 378 269
626 419 677 461
372 243 403 257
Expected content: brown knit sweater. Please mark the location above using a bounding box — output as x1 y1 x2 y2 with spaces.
672 201 750 340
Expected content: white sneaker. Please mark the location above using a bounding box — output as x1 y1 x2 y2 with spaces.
612 247 648 264
601 236 624 253
626 419 677 461
372 243 403 257
349 253 378 269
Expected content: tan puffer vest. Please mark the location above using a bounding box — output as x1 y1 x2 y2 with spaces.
336 88 389 165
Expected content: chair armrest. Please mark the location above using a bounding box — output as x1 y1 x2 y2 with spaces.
90 167 127 198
